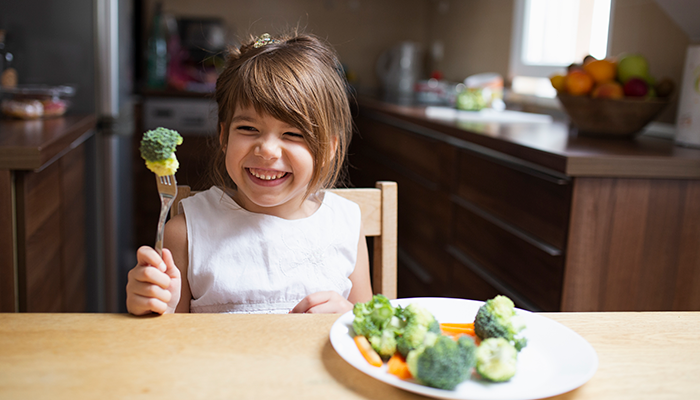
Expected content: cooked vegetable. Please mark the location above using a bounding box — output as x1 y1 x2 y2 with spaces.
440 322 476 337
351 295 526 389
139 127 183 176
369 328 398 360
475 337 518 382
406 333 477 390
353 294 406 359
396 303 441 357
474 295 527 351
354 335 383 367
352 294 396 338
387 353 412 380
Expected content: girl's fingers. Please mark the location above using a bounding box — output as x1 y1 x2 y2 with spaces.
128 265 171 290
289 299 312 313
290 291 352 314
128 294 168 315
126 279 172 303
136 246 166 270
305 302 337 314
161 248 180 280
290 291 331 313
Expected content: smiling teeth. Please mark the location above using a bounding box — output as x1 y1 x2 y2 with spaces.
249 168 286 180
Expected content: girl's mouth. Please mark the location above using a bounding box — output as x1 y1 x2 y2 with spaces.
247 167 289 182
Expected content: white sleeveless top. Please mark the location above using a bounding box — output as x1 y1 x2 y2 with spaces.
180 186 361 314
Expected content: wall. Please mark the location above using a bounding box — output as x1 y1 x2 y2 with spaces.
608 0 689 122
145 0 690 122
428 0 689 123
426 0 515 83
144 0 429 93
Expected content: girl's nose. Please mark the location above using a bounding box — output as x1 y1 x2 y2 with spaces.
254 135 282 160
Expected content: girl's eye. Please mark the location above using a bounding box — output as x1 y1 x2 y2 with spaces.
236 125 258 133
284 132 304 139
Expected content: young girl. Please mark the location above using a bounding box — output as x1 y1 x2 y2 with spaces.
126 32 373 315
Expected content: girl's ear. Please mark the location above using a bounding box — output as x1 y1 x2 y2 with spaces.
219 123 227 152
329 135 339 161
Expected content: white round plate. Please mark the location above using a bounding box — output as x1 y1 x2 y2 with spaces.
329 297 598 400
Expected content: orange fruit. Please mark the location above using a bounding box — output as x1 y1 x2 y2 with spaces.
583 59 617 83
565 70 594 96
591 81 624 99
549 74 566 92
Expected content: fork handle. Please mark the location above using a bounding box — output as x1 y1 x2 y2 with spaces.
154 198 171 257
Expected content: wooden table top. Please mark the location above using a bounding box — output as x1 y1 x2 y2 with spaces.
0 311 697 400
0 114 96 170
358 97 700 179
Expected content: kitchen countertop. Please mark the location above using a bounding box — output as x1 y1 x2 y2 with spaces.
358 97 700 179
0 114 97 170
0 311 697 399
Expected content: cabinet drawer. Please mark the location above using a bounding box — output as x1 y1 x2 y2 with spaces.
355 115 454 188
449 254 503 305
451 199 564 311
351 153 452 287
455 149 571 250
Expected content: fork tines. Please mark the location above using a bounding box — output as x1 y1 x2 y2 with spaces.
159 175 175 185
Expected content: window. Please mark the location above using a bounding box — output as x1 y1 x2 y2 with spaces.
509 0 614 97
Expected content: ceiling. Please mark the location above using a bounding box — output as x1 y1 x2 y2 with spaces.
654 0 700 42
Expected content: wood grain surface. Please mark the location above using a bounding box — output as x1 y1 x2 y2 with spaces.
351 99 700 312
0 312 697 400
1 115 94 312
357 97 700 179
0 169 15 312
0 115 96 170
563 178 700 311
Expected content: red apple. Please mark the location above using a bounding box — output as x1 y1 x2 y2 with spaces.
623 77 648 97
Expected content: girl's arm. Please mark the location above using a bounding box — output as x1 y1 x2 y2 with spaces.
347 227 373 303
163 213 192 313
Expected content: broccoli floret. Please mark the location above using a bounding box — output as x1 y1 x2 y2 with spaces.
395 303 441 357
474 295 527 351
475 337 518 382
369 329 397 360
140 127 183 162
352 294 396 338
457 335 478 367
406 334 475 390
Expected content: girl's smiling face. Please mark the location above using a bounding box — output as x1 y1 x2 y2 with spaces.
224 106 316 219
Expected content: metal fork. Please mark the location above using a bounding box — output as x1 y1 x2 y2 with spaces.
154 174 178 257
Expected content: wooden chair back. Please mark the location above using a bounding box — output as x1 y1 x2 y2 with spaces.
170 181 398 299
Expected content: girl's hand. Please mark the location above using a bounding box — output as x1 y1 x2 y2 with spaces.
126 246 182 315
290 291 353 314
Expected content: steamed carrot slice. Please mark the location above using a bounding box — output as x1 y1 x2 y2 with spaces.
440 322 476 337
387 353 412 380
354 336 383 367
440 322 475 328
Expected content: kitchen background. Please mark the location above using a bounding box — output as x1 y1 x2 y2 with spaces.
0 0 697 312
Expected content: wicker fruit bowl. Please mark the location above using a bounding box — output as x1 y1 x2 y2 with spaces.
557 93 670 138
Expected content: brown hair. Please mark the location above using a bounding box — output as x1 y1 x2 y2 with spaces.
211 31 353 197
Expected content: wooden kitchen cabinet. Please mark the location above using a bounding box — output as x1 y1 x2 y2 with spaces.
350 98 700 312
0 115 96 312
